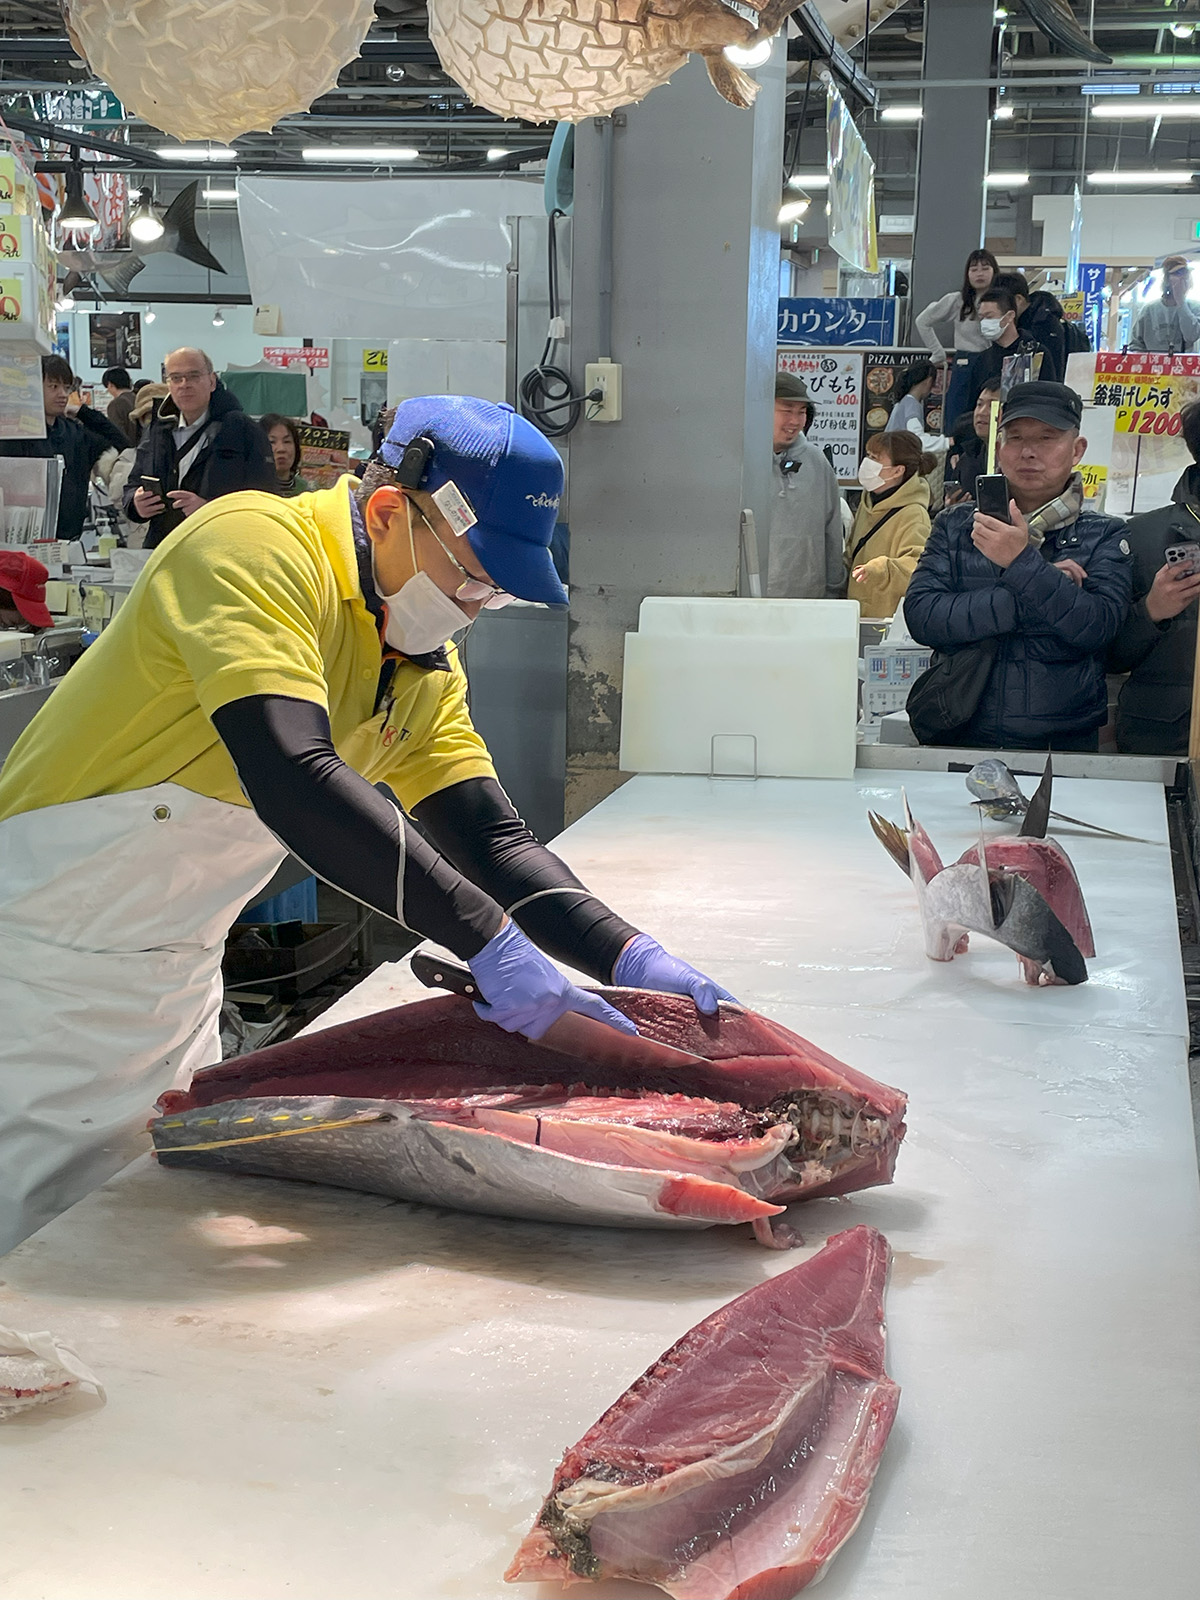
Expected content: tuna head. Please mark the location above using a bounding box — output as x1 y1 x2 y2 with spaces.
427 0 794 124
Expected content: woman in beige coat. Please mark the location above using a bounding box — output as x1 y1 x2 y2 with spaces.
845 430 935 619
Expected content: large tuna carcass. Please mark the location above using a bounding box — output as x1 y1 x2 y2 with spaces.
152 983 907 1248
63 0 377 143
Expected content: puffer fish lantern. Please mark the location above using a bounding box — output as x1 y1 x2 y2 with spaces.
429 0 793 123
62 0 377 143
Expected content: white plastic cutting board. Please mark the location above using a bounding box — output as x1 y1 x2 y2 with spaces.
619 596 859 778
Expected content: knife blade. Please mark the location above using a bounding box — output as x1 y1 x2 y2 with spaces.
409 951 713 1074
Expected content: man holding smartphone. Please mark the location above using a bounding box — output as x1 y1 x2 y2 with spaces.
905 381 1131 751
1109 398 1200 752
123 346 274 547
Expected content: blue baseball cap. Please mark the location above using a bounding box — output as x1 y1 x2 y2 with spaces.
380 396 567 606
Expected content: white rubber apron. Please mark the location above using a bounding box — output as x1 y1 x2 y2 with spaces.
0 783 284 1255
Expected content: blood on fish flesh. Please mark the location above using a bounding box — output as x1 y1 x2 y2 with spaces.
958 837 1095 958
506 1225 898 1598
151 989 906 1244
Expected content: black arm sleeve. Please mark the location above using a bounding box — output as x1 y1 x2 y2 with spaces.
211 695 504 960
413 777 639 984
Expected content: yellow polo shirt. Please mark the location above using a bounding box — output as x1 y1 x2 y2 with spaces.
0 480 496 824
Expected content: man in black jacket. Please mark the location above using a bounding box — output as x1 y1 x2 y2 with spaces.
1109 400 1200 753
123 346 274 548
967 290 1049 410
906 382 1131 751
0 355 125 542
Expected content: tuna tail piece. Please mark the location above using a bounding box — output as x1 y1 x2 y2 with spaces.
58 181 226 297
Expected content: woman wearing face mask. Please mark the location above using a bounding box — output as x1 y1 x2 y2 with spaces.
0 395 735 1256
914 249 998 437
845 432 936 619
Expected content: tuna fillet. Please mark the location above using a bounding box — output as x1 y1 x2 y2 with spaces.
152 990 906 1242
506 1225 898 1597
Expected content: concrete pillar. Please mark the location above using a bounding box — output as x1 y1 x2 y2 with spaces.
910 0 993 315
564 49 786 821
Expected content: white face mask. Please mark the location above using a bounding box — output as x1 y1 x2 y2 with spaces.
980 316 1005 341
857 457 888 491
373 499 471 656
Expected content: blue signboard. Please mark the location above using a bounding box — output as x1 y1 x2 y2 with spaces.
1079 263 1105 353
777 297 898 348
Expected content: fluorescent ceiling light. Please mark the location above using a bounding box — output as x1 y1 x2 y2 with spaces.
486 148 508 161
787 172 830 189
993 104 1015 120
1080 82 1139 95
723 39 772 69
201 188 238 200
778 199 810 224
302 146 420 162
156 145 236 160
1087 170 1194 185
1091 101 1200 118
986 171 1029 186
880 105 922 122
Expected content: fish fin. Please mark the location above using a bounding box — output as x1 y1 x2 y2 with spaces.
1019 755 1052 839
1017 0 1113 65
975 819 997 927
992 871 1089 985
163 181 227 275
868 811 911 878
704 54 760 109
100 256 146 295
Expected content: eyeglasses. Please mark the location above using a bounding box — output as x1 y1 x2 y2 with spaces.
166 369 208 383
416 508 514 609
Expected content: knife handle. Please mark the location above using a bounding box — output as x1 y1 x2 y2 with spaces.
411 951 480 1000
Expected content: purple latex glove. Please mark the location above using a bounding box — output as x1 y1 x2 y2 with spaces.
612 933 738 1015
468 920 638 1041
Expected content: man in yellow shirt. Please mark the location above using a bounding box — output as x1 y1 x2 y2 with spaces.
0 396 732 1254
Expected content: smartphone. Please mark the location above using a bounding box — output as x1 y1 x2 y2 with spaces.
1165 542 1200 577
141 476 163 497
974 473 1012 522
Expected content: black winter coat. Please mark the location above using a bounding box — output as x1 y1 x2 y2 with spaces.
1108 466 1200 754
905 498 1132 748
122 381 274 548
1018 293 1068 385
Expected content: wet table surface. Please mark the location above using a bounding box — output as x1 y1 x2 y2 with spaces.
2 770 1199 1600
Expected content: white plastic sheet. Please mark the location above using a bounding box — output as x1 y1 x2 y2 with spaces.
0 1322 104 1418
238 179 544 341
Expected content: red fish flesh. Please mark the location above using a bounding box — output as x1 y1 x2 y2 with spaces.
506 1225 898 1597
152 990 906 1245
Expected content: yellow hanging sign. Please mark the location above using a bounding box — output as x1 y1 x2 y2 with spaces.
363 348 388 372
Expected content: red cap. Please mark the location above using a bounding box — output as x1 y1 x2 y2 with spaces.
0 550 54 629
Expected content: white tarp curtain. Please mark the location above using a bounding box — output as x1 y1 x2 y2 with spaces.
238 178 545 341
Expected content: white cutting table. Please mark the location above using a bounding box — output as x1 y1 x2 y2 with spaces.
2 770 1199 1600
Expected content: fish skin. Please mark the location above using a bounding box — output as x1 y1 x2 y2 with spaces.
505 1225 898 1598
153 1095 783 1231
151 990 907 1238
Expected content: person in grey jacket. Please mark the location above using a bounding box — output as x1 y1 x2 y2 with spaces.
1129 256 1200 354
767 373 846 599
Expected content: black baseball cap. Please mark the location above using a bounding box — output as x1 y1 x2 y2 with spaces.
1000 381 1083 433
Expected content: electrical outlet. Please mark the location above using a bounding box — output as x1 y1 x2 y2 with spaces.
584 358 622 422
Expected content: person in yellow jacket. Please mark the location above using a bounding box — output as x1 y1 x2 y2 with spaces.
0 395 733 1255
845 431 936 618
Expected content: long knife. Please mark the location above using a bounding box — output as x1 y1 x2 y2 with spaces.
410 952 713 1075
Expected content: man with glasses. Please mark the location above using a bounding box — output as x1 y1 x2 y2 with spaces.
1130 256 1200 355
123 345 273 547
0 395 734 1253
0 354 126 541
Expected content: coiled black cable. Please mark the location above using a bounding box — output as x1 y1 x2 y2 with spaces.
518 208 599 439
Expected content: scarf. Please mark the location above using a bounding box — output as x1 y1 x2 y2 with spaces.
1025 471 1085 547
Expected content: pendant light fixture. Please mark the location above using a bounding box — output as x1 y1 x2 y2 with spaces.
129 187 164 243
59 160 99 233
212 307 225 327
